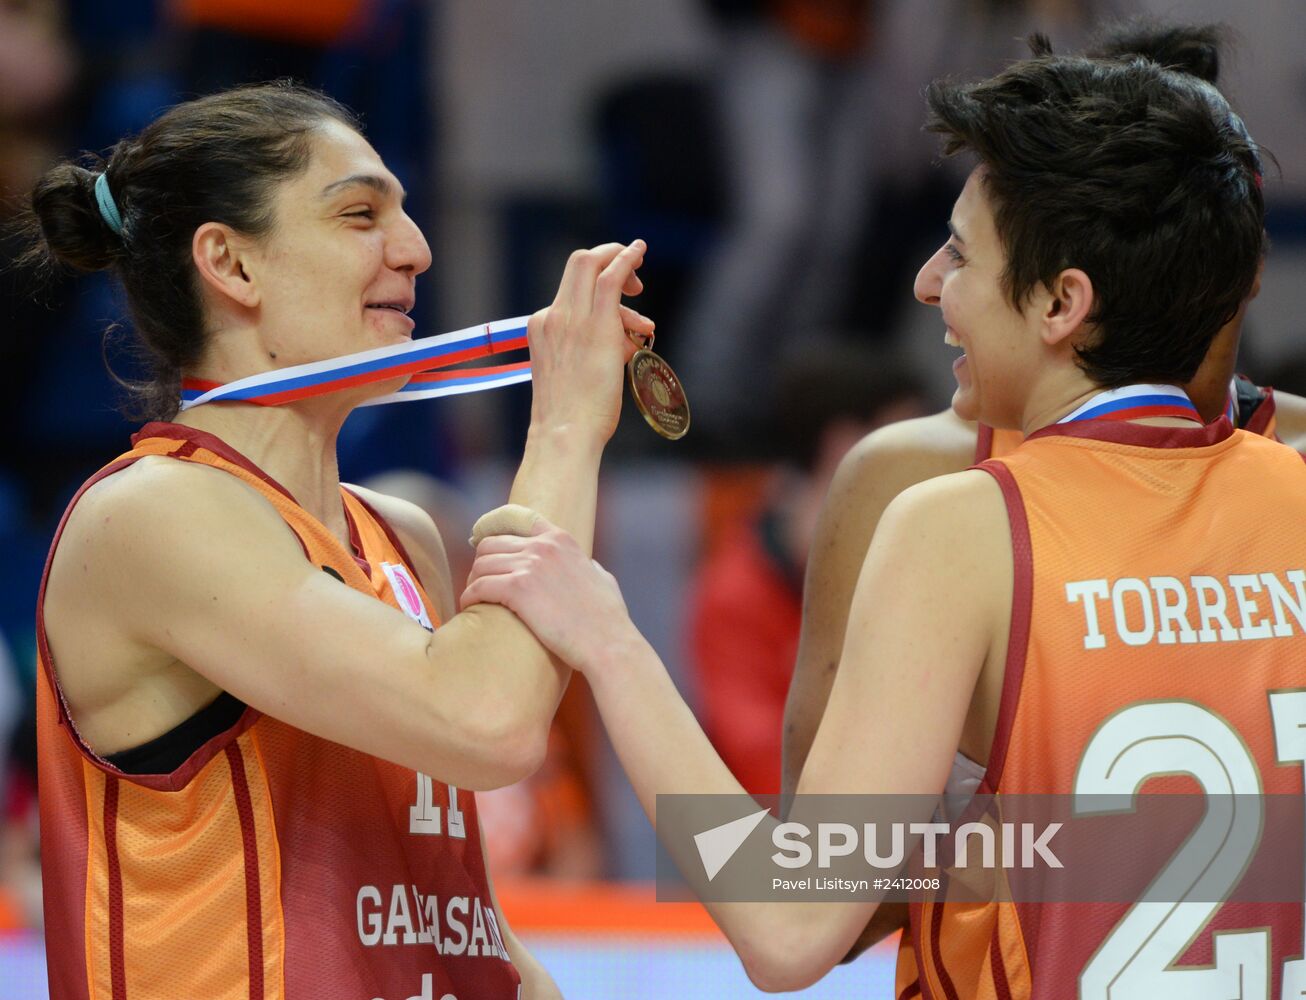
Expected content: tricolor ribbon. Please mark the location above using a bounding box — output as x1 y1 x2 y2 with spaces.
180 316 531 410
1057 383 1201 425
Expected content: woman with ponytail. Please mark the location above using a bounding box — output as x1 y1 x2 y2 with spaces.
24 81 650 1000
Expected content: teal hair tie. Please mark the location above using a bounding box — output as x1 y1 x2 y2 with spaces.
94 171 125 237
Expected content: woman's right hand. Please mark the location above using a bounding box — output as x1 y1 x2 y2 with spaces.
460 516 645 678
526 240 653 445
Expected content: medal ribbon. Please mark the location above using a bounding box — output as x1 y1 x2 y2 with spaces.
179 316 531 411
1057 384 1201 425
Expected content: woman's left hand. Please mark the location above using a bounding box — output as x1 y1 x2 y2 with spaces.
460 517 640 673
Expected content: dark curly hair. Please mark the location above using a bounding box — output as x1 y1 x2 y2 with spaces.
925 24 1266 386
18 81 361 419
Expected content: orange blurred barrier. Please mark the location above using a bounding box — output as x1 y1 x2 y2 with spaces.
0 887 23 934
496 879 724 939
699 465 772 559
170 0 363 44
1 879 718 941
0 878 725 939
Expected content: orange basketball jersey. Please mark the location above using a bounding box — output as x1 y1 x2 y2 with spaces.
37 423 520 1000
898 417 1306 1000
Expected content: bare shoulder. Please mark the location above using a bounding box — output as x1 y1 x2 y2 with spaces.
45 454 311 735
60 455 298 564
1271 388 1306 455
809 410 980 586
347 483 444 553
821 409 978 530
877 467 1012 574
344 483 454 613
863 406 978 457
838 409 978 497
51 455 306 612
885 465 1007 522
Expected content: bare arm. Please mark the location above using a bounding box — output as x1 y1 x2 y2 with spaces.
348 484 574 789
508 241 656 554
781 410 977 798
460 471 1012 991
420 241 656 756
779 411 977 955
48 460 539 789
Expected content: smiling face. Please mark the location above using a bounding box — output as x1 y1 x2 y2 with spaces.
241 119 432 369
914 168 1047 428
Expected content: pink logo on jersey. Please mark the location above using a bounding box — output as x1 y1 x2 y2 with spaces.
394 569 422 617
380 561 434 630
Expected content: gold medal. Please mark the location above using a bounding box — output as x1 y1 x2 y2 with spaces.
625 331 690 440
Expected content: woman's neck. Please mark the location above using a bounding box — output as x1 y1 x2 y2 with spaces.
1017 368 1199 436
1023 383 1196 438
169 399 351 545
1016 366 1099 435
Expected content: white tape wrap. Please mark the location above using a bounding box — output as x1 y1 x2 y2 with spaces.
468 504 545 548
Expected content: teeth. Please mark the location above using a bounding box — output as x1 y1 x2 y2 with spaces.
944 330 961 347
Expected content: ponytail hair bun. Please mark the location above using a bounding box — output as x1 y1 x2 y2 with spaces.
28 158 126 273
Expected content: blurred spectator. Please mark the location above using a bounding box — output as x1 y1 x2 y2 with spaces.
0 0 103 695
0 1 74 127
171 0 368 92
0 637 20 816
590 68 726 371
677 0 884 453
688 344 927 794
0 0 80 502
675 0 1106 448
857 0 1102 330
0 636 40 933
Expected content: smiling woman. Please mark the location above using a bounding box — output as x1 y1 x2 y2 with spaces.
19 81 651 1000
188 118 432 374
458 26 1306 1000
26 85 369 419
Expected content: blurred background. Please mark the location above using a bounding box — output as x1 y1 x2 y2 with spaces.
1 0 1304 996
